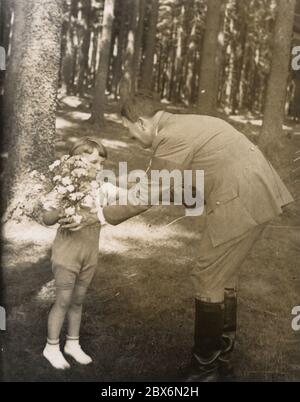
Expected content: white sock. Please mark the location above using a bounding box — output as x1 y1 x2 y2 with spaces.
64 336 92 365
43 339 70 370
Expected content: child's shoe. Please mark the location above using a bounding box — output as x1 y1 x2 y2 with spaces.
64 336 92 365
43 340 70 370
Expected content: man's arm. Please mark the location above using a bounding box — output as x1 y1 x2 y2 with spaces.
103 135 194 225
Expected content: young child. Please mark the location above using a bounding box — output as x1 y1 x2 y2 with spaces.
42 138 111 370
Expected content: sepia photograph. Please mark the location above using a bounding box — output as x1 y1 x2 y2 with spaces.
0 0 300 385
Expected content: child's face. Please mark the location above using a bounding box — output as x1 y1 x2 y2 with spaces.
81 148 105 178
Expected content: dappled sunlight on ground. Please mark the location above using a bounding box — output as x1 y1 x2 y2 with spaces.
100 215 202 258
104 112 123 124
35 280 56 303
101 138 129 150
56 116 76 130
58 95 85 109
229 114 293 132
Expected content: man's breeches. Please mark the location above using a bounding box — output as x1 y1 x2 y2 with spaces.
191 223 266 300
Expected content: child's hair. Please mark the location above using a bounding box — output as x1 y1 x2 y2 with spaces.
70 137 107 159
120 90 162 123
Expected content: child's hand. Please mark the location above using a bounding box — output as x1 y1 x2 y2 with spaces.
58 209 99 231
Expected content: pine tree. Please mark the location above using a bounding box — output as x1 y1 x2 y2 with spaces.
90 0 116 126
259 0 296 156
197 0 225 115
3 0 63 220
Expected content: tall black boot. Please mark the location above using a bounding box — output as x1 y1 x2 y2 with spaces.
219 288 237 379
183 299 224 382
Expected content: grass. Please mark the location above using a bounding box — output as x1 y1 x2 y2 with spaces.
1 98 300 381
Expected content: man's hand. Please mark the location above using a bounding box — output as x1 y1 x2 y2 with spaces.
58 209 99 231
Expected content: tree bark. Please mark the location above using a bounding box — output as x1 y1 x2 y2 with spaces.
197 0 224 115
90 0 115 126
111 0 128 98
77 0 92 96
119 0 139 101
259 0 296 155
133 0 146 90
140 0 159 90
3 0 63 220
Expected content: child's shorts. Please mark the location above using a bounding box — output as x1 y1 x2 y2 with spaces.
51 224 101 290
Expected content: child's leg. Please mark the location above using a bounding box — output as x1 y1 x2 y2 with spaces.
48 287 74 340
64 262 97 365
44 267 76 370
64 284 92 365
67 285 88 338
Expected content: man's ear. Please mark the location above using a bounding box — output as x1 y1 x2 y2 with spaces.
137 117 146 131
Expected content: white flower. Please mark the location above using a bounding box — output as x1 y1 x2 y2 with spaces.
74 159 87 168
73 214 83 224
57 186 67 195
29 170 39 178
69 193 77 201
61 154 69 162
67 185 75 193
53 175 62 182
65 207 76 216
62 176 72 186
71 168 87 178
49 160 61 171
81 194 94 208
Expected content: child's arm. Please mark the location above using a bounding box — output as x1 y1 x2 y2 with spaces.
42 208 62 226
41 189 62 226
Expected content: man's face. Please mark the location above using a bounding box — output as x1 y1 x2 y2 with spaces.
122 117 154 148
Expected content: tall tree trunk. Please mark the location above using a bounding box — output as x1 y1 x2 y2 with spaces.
231 0 247 114
70 0 79 92
90 28 99 82
111 0 128 98
119 0 139 101
259 0 296 156
140 0 159 90
197 0 224 115
77 0 92 96
133 0 146 90
3 0 63 220
90 0 115 126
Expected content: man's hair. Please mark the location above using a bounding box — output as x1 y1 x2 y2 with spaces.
120 91 162 122
70 137 107 158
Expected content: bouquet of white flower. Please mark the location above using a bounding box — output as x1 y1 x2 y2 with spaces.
37 154 107 225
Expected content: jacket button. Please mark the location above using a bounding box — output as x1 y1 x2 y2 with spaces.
216 201 221 205
250 146 255 151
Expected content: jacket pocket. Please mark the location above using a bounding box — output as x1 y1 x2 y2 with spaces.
206 188 258 247
206 187 238 214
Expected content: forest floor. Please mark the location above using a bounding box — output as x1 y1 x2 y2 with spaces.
1 96 300 382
